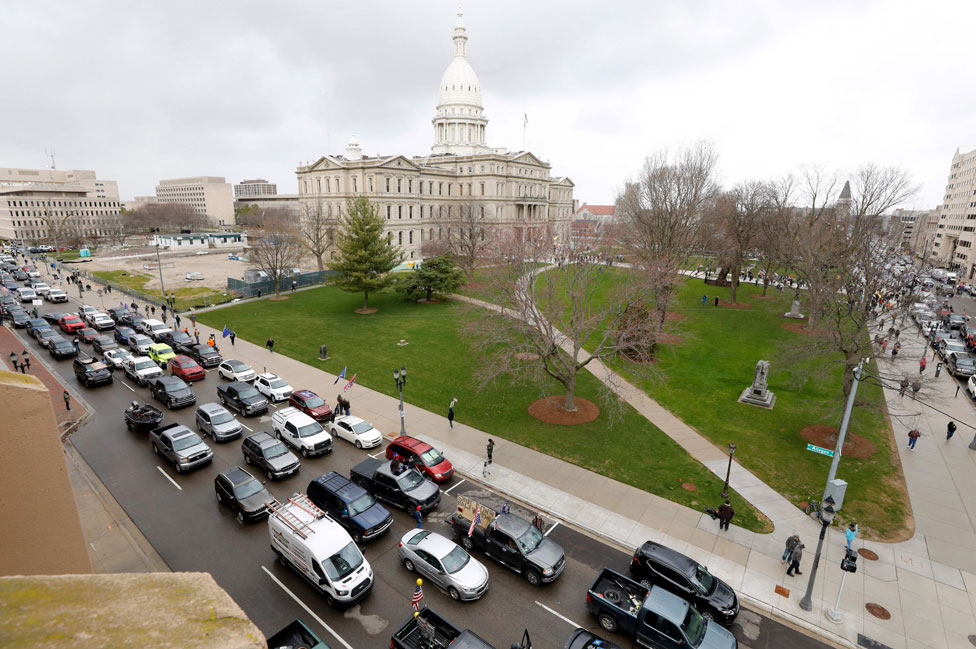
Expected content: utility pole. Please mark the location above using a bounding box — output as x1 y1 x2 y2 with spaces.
154 242 166 302
824 360 863 499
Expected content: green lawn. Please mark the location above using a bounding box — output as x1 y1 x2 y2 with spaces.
539 268 908 538
197 286 771 532
92 270 226 311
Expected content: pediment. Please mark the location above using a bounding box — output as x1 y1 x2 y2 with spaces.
511 151 546 166
374 155 422 172
306 156 344 171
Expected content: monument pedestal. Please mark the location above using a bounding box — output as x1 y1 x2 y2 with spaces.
784 298 805 319
739 359 776 409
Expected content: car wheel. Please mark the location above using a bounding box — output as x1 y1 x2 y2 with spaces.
598 613 617 633
524 570 542 587
125 420 132 431
325 594 337 608
403 558 415 572
244 454 251 465
216 491 223 502
448 587 461 601
355 440 363 449
151 443 159 455
236 510 245 525
301 448 310 458
266 469 274 481
701 610 715 622
639 578 652 589
461 536 473 551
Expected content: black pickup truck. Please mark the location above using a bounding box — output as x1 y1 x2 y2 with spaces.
349 458 440 513
266 618 328 649
449 507 565 587
391 608 494 649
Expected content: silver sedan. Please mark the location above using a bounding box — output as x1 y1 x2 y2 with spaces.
397 529 489 601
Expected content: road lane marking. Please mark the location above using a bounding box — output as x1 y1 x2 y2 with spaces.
240 423 253 432
368 452 382 459
544 521 560 537
156 466 182 490
535 601 583 628
120 380 135 392
444 479 466 494
262 565 354 649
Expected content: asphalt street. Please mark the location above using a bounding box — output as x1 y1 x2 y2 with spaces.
8 282 833 649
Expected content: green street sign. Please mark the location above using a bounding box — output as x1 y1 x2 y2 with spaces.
806 444 835 457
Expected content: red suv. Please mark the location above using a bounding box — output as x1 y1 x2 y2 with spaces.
385 436 454 483
169 355 206 382
59 315 85 333
288 390 333 422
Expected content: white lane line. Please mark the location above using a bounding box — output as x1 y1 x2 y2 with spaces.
240 423 253 432
120 380 135 392
368 452 382 459
544 521 560 537
444 478 466 494
535 601 583 629
262 565 355 649
156 466 182 490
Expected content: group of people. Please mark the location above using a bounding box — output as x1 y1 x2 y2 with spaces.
780 522 859 577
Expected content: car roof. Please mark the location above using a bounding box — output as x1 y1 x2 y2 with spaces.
645 586 690 626
257 372 279 380
172 355 195 363
219 466 255 486
637 541 698 580
391 435 432 452
225 359 248 368
312 471 365 502
162 426 194 441
271 500 352 556
409 530 457 558
294 389 319 399
247 431 276 446
337 415 366 426
197 402 227 415
494 513 530 536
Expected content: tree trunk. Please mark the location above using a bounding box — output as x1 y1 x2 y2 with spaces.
842 351 858 397
363 288 369 310
426 287 433 301
729 263 739 303
315 255 324 272
274 276 281 296
762 278 769 296
562 373 578 412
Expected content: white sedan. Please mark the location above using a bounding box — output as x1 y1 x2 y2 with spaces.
218 360 257 382
328 415 383 449
254 372 293 402
103 348 134 369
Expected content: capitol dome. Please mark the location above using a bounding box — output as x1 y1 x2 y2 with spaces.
437 56 482 109
431 7 489 156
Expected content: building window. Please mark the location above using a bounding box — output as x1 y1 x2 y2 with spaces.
387 205 391 220
409 206 413 219
386 178 391 192
352 177 357 192
409 231 413 244
324 178 329 193
368 176 374 192
398 231 403 244
408 179 413 193
397 178 402 193
438 183 443 196
480 183 485 196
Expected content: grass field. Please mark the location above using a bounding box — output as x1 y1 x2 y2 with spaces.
536 267 909 538
92 270 225 311
197 286 771 532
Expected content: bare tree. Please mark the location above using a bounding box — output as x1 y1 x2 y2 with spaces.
447 201 495 279
249 209 302 296
104 211 141 247
752 174 797 296
615 141 720 330
134 203 208 232
36 207 77 259
298 201 336 271
466 235 657 413
709 181 773 303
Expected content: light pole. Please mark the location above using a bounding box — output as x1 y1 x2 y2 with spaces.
154 243 166 304
394 365 407 436
799 495 836 611
721 443 737 499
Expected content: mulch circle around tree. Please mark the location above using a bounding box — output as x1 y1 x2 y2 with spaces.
528 396 600 425
515 352 540 361
800 425 877 459
718 300 751 309
681 482 697 491
858 548 879 561
781 322 821 336
664 312 685 322
268 296 289 301
354 308 378 314
865 603 891 620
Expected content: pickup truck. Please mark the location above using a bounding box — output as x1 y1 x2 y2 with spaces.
124 355 164 386
391 608 495 649
267 619 329 649
449 496 564 587
149 422 214 474
272 407 332 457
217 381 269 416
585 568 736 649
350 457 440 513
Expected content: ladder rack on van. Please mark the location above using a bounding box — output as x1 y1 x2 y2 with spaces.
267 493 326 540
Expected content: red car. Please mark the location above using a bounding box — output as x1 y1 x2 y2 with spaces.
78 327 99 343
385 436 454 483
288 390 333 422
59 315 85 333
168 355 206 382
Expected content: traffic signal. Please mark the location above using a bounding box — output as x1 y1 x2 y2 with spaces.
841 548 858 573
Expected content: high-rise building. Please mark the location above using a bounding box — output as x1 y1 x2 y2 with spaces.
295 8 575 261
933 146 976 276
153 176 234 226
234 179 277 198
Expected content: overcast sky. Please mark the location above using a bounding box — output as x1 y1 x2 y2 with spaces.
2 0 972 210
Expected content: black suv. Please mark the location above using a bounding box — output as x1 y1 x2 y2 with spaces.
630 541 739 624
214 466 273 524
148 375 197 409
187 343 223 368
159 329 196 354
217 381 268 416
47 335 78 359
307 471 393 543
242 432 301 481
73 357 114 387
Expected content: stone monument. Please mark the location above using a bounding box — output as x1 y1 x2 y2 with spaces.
739 360 776 409
784 294 804 319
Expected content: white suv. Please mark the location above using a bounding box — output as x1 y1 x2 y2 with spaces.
254 373 294 402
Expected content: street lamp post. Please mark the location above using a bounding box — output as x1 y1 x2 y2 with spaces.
721 443 737 500
799 495 837 611
394 366 407 436
155 243 166 304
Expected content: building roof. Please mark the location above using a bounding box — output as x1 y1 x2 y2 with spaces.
576 204 615 216
437 9 482 109
839 181 852 200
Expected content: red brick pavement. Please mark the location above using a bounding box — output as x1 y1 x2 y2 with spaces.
0 325 87 427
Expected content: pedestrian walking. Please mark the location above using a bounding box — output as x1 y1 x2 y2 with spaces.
150 305 156 316
845 523 858 549
175 314 181 329
786 543 804 576
9 356 18 372
947 420 957 440
895 328 901 339
878 317 885 331
782 534 800 563
21 355 30 372
266 337 275 353
63 390 71 411
882 339 888 352
414 505 423 529
908 428 921 450
448 397 457 428
292 280 297 292
486 438 495 464
190 314 197 327
911 380 921 399
892 342 900 358
887 327 895 339
899 376 910 397
920 357 927 374
229 331 236 346
714 296 719 307
717 500 735 531
193 328 200 344
72 337 80 353
702 294 707 306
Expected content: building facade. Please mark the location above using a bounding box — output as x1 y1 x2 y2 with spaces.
295 9 574 261
234 194 300 218
0 168 122 243
234 179 277 198
933 147 976 277
153 176 235 227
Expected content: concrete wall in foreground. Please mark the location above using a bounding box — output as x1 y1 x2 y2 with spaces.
0 371 92 576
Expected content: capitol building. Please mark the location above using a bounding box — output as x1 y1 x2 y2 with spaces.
296 8 575 260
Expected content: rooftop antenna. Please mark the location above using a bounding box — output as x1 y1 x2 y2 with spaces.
45 148 57 170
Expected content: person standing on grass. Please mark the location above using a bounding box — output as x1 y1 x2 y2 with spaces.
947 420 957 440
908 428 921 450
702 294 707 306
717 500 734 531
786 543 804 576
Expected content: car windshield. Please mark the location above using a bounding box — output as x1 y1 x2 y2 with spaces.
441 545 471 574
172 433 203 451
210 411 234 425
420 448 445 465
690 565 716 594
681 606 706 647
133 336 150 344
297 422 323 438
269 378 288 389
233 479 264 500
156 345 173 354
134 360 155 370
265 442 290 459
322 542 364 581
229 361 248 371
517 525 544 554
947 343 966 352
351 421 373 434
54 341 72 350
958 357 975 368
304 395 325 408
397 469 425 491
347 492 376 516
237 386 260 399
200 347 217 356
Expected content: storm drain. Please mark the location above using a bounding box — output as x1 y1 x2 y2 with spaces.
864 603 891 620
858 548 879 561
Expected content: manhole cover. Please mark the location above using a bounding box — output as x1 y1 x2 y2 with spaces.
967 635 976 647
858 548 879 561
865 603 891 620
681 482 697 491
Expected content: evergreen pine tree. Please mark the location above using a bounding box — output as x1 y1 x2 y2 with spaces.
329 196 403 310
399 254 466 301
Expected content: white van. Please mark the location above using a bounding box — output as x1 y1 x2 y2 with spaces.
16 287 36 303
268 494 373 607
945 272 958 285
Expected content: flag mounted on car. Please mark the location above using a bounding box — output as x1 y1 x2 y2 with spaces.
411 580 424 611
468 505 481 537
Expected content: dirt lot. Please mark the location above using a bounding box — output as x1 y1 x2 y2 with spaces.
82 247 255 293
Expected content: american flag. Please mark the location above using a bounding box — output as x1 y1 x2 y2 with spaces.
411 582 424 610
467 505 481 538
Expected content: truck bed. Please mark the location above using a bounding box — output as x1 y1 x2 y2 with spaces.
590 569 648 618
393 609 461 649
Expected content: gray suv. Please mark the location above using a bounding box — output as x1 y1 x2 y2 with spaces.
150 423 214 473
195 402 243 442
241 432 301 480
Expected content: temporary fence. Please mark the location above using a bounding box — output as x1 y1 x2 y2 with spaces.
226 270 334 297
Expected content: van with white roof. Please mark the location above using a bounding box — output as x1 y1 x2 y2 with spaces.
268 493 374 608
